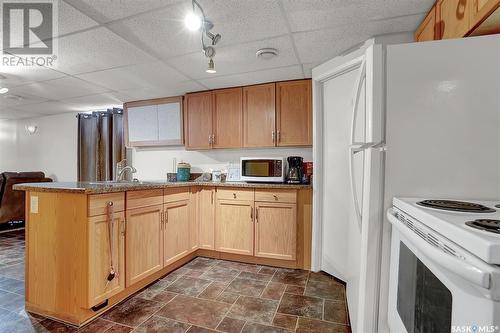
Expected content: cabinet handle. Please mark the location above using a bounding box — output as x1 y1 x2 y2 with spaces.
208 135 212 144
273 194 278 200
233 193 236 199
251 208 253 220
255 208 258 222
121 218 126 236
165 211 168 224
272 131 275 143
277 131 281 143
211 191 214 204
212 134 216 144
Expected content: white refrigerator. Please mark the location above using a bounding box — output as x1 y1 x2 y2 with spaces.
312 34 500 333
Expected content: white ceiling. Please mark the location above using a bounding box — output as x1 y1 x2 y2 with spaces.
0 0 433 120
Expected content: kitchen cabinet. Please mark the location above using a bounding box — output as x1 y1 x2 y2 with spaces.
163 199 191 266
213 88 243 148
184 91 213 149
243 83 276 148
198 187 216 249
437 0 471 39
276 80 312 146
124 97 183 147
216 199 255 255
416 5 438 41
88 211 125 307
254 202 297 260
125 204 163 286
469 0 500 35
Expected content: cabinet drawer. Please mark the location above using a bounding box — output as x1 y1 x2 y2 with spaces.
216 188 254 201
164 187 190 203
127 189 163 210
88 192 125 217
255 189 297 203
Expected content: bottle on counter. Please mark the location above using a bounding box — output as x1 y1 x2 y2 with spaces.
176 162 191 182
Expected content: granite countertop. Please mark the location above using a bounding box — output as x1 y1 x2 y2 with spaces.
13 180 312 194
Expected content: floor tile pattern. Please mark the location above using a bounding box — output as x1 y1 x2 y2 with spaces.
0 230 351 332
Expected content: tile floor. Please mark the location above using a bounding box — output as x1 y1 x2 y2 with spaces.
0 230 351 332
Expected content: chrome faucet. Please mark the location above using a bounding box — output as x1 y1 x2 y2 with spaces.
116 159 137 181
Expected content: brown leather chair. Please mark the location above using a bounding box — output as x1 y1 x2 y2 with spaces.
0 172 52 224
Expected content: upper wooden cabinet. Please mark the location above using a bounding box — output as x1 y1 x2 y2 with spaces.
183 79 312 149
213 88 243 148
184 91 213 150
243 83 276 148
276 80 312 146
416 0 500 40
124 97 183 147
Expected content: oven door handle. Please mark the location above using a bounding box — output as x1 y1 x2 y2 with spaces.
387 209 491 289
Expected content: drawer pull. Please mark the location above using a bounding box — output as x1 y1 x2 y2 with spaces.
273 195 278 200
233 193 236 199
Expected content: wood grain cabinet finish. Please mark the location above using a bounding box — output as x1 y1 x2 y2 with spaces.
88 193 125 217
198 187 216 249
437 0 472 39
184 91 213 149
163 199 191 266
416 5 438 41
255 202 297 260
243 83 276 148
88 212 125 307
213 88 243 148
276 80 312 146
216 199 255 255
125 204 163 286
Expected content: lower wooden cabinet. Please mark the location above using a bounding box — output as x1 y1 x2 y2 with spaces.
255 202 297 260
88 212 125 307
125 204 163 286
216 199 255 255
198 187 216 249
163 199 191 265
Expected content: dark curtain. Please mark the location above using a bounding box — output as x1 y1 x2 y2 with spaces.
77 108 124 181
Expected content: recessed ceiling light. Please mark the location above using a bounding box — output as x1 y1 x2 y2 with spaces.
256 48 279 60
184 12 201 31
0 87 9 94
206 58 216 74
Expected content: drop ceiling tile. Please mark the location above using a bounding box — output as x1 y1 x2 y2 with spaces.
198 65 304 90
0 93 49 108
0 65 65 87
11 101 73 115
13 76 111 100
61 92 124 112
168 35 299 80
116 81 206 102
0 108 44 119
76 61 189 91
57 0 99 36
54 27 156 74
282 0 434 32
74 0 181 22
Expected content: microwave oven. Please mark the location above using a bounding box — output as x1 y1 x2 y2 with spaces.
240 157 285 183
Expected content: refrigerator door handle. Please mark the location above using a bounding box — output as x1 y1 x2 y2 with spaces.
350 59 367 146
349 146 363 230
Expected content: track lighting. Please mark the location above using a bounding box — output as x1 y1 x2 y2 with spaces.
206 58 216 74
0 87 9 94
185 0 221 74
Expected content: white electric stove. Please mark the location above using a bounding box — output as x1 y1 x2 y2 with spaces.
387 197 500 333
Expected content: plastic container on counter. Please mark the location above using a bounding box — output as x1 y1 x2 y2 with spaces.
176 162 191 182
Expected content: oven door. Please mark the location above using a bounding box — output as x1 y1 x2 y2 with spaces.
387 210 500 333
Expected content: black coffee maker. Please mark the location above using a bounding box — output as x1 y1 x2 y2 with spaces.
286 156 303 184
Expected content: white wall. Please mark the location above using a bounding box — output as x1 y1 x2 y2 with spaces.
3 112 312 182
132 147 312 180
0 119 18 171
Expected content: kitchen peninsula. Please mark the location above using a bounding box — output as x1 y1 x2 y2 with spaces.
14 181 312 327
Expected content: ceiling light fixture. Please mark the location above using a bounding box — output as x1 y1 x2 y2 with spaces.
185 0 221 74
256 48 279 60
0 87 9 94
206 58 216 73
25 125 38 135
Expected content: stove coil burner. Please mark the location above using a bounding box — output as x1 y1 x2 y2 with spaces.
416 200 496 213
466 219 500 234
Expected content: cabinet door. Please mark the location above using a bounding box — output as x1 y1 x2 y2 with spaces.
276 80 312 146
126 105 159 143
416 6 438 41
215 199 254 255
213 88 243 148
164 200 190 266
189 188 199 251
125 205 163 286
158 100 183 145
185 91 213 149
255 202 296 260
199 187 215 249
437 0 472 39
88 212 125 307
243 83 276 147
469 0 500 36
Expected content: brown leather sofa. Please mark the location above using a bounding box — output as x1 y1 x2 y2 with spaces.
0 172 53 225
